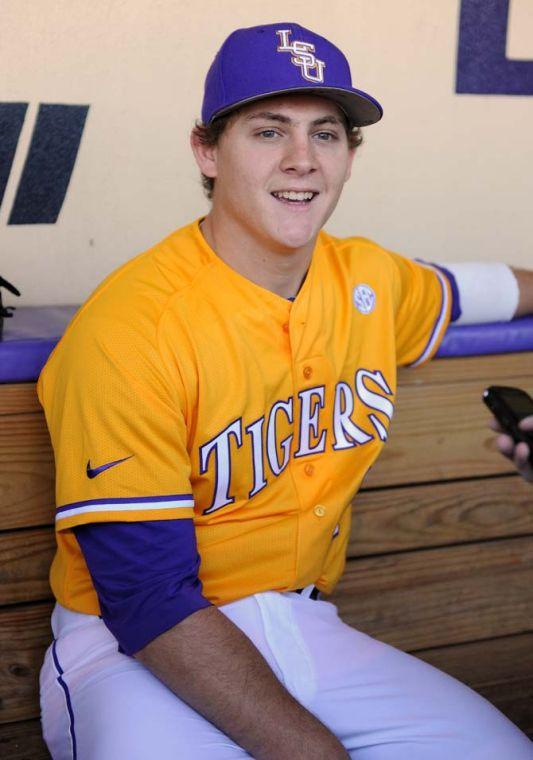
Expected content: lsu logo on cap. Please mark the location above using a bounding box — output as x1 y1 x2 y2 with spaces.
276 29 326 83
353 284 376 315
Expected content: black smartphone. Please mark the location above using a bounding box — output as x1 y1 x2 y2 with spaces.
482 385 533 464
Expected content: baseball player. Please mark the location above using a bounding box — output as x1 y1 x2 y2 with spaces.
38 22 533 759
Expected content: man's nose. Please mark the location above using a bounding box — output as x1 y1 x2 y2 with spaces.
280 136 317 175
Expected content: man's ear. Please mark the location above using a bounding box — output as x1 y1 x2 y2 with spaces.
344 147 356 183
190 131 218 179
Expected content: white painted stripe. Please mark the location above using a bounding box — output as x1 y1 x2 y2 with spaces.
55 499 194 523
410 265 450 367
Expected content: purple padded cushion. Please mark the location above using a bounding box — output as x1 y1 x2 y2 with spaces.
0 306 78 383
0 308 532 384
436 315 533 358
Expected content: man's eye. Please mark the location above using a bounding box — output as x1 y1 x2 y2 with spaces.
315 131 338 141
258 129 279 138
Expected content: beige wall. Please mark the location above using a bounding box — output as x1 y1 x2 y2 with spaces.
1 0 532 306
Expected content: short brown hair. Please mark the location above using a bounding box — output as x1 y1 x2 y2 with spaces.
192 107 363 200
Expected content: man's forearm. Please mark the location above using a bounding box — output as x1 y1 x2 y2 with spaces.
511 267 533 318
136 605 348 760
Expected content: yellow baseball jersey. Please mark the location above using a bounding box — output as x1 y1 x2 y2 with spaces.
38 218 451 615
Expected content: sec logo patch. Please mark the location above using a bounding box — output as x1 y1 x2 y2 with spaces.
353 284 376 315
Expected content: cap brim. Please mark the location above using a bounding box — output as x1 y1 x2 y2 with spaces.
209 86 383 127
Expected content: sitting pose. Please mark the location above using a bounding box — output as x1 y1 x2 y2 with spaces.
39 22 533 759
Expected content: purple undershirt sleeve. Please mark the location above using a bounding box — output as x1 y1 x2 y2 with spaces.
74 519 212 656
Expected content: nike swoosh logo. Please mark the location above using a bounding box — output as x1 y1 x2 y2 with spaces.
86 455 133 479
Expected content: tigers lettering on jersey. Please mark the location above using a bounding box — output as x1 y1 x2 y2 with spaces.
199 368 394 514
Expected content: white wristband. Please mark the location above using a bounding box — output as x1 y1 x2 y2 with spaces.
440 262 519 325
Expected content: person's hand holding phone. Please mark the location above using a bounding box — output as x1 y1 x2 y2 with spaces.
489 414 533 482
483 386 533 483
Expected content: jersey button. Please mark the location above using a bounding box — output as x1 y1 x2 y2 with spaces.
314 505 326 517
303 365 313 379
282 322 289 333
304 463 314 477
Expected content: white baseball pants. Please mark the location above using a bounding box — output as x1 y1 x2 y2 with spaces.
40 589 533 759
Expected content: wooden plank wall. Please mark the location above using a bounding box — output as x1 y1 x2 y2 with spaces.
0 352 532 757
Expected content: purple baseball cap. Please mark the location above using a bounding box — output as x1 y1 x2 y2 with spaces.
201 22 383 127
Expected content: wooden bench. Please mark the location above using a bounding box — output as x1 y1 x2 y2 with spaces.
1 352 532 757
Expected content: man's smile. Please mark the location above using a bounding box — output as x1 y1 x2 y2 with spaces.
271 190 319 205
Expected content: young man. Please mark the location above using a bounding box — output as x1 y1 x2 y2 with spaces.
38 23 533 759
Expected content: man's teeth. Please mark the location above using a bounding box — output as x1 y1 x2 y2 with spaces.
273 191 315 202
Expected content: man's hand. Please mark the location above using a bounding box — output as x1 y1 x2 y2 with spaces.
490 415 533 482
136 605 349 760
